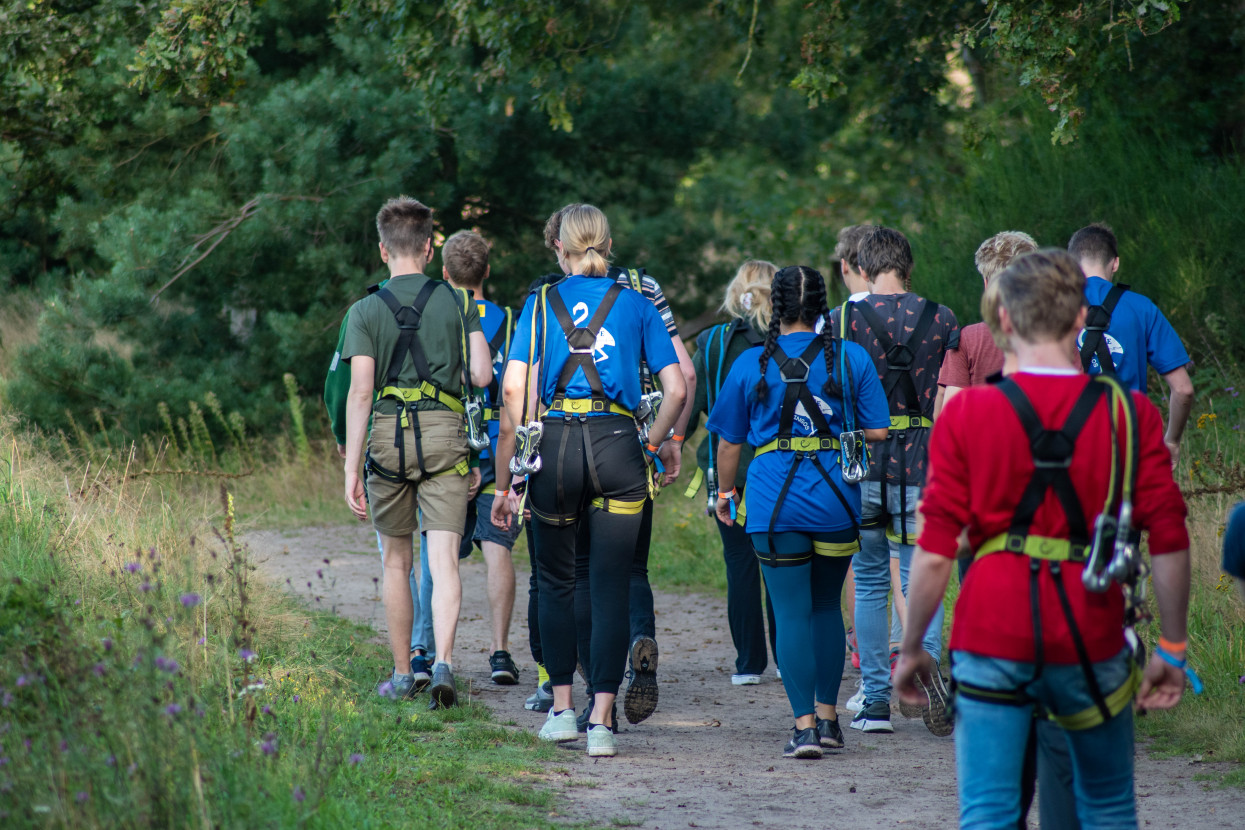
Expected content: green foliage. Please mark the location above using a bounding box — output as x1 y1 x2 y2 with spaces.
129 0 254 101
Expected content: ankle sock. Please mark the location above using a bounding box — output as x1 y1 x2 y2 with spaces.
537 663 550 686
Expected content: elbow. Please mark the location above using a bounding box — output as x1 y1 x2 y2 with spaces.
864 427 889 442
471 365 493 389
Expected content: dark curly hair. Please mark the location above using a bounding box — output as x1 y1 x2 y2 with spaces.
754 265 840 403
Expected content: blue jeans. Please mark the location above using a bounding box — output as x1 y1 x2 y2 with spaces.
855 480 943 705
952 649 1137 829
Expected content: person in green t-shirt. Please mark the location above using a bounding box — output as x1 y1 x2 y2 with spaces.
341 196 493 706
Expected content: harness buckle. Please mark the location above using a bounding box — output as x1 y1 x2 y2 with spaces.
464 397 491 452
1005 534 1026 554
780 358 810 384
777 437 792 451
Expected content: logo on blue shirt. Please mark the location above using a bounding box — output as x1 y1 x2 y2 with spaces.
1075 328 1125 373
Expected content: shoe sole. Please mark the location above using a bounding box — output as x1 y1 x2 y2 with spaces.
784 746 823 759
921 675 955 737
898 696 925 719
819 733 845 749
731 676 761 686
850 719 894 734
430 680 457 709
412 675 431 693
491 671 519 686
587 746 617 757
524 697 553 712
624 637 659 724
539 729 580 742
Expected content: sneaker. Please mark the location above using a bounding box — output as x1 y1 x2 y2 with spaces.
920 669 955 737
623 637 659 724
577 702 618 734
846 627 860 670
775 666 782 680
816 717 845 748
409 654 433 692
586 724 618 757
429 662 457 709
538 708 579 742
731 673 762 686
524 680 554 713
489 650 520 685
378 672 418 700
845 679 865 714
782 727 823 759
850 700 893 733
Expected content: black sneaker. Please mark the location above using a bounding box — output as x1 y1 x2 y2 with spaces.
489 650 520 685
849 700 893 733
577 702 618 734
429 662 457 709
816 717 844 748
524 680 553 713
783 727 823 759
623 637 659 724
409 654 433 692
920 670 955 737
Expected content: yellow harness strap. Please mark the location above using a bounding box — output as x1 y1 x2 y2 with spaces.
589 496 647 515
380 383 466 426
890 414 933 431
1049 665 1142 730
813 539 861 558
683 466 705 498
547 397 633 418
975 533 1091 563
754 436 842 455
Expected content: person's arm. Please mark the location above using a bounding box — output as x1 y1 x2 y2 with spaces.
649 362 687 461
468 330 493 390
683 332 711 447
713 440 744 526
1161 365 1193 468
491 360 533 530
1137 549 1191 711
894 549 954 705
864 427 889 442
934 385 954 419
343 355 376 522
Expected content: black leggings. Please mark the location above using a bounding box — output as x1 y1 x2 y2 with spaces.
526 521 542 666
530 415 647 695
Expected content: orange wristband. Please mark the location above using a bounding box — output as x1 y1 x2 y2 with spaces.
718 487 737 500
644 442 661 455
671 433 685 443
1158 636 1187 654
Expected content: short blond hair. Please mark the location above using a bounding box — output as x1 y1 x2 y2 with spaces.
558 204 611 276
975 231 1038 283
982 248 1085 348
721 260 777 332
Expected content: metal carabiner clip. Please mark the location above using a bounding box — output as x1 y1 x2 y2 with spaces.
839 430 868 484
464 397 491 452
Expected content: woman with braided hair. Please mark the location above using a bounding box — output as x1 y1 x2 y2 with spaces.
707 265 889 759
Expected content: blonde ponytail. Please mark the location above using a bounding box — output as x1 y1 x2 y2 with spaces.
559 204 612 276
721 259 777 331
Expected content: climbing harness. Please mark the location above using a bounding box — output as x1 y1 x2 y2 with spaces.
509 286 549 478
635 390 664 446
836 302 868 484
484 305 515 422
751 337 857 565
849 299 940 543
1079 283 1129 376
365 280 472 483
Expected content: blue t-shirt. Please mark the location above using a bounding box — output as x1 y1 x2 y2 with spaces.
1079 276 1189 393
477 298 513 463
1223 502 1245 580
706 332 890 533
508 275 678 413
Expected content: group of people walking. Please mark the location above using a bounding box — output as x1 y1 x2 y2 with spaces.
328 195 1198 827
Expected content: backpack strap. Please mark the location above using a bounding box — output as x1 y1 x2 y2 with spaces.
485 306 515 409
1080 283 1129 375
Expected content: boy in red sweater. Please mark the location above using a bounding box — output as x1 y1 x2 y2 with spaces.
895 249 1192 828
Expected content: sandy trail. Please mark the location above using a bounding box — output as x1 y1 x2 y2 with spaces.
248 523 1241 829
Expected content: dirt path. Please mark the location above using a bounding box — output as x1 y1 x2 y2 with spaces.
248 523 1241 829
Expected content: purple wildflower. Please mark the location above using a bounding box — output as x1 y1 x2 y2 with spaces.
262 705 272 716
165 703 183 717
238 649 256 662
158 658 178 674
316 569 323 580
15 676 27 688
102 638 113 652
139 581 152 593
92 663 106 678
261 740 277 756
197 637 205 645
75 791 88 804
106 755 116 767
22 739 30 751
60 740 68 753
0 757 7 767
292 695 300 703
349 753 364 765
377 681 394 699
2 693 12 708
292 786 305 803
127 762 138 775
125 562 141 574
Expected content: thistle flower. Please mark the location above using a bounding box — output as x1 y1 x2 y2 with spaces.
349 753 364 765
377 681 394 699
139 581 153 593
180 594 201 608
15 676 28 688
75 792 88 804
125 562 141 574
238 649 256 662
165 704 183 717
102 638 113 652
292 786 305 803
92 664 106 678
261 740 277 756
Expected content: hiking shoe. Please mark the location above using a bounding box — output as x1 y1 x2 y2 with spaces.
847 626 860 670
490 650 520 685
409 654 433 692
379 672 418 700
850 700 893 733
577 702 618 734
731 673 762 686
429 662 457 709
783 727 823 759
920 670 955 737
623 637 659 724
816 717 845 748
775 666 782 680
524 680 554 713
586 724 618 757
845 679 865 714
538 709 579 742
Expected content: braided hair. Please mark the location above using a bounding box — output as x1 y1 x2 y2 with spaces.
754 266 841 403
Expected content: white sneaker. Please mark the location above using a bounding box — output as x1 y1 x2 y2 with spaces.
538 708 579 742
776 666 783 680
586 724 618 757
731 673 762 686
845 679 865 714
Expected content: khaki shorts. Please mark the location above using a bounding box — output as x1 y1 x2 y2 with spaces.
366 411 469 537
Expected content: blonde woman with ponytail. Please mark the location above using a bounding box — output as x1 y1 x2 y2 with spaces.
491 204 687 757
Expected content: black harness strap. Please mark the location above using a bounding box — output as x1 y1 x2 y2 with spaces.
486 306 514 407
851 299 939 544
373 281 445 478
547 283 623 407
1079 283 1129 375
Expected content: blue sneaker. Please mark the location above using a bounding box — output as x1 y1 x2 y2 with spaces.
410 654 433 692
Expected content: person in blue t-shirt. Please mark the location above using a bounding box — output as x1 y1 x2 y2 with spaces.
707 265 890 760
1069 223 1193 466
438 230 522 686
490 204 686 758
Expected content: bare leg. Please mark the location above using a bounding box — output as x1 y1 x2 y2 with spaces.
380 533 415 674
591 691 616 727
425 529 463 666
815 702 838 720
481 541 516 653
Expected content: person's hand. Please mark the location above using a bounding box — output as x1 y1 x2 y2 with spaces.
466 468 482 500
1164 437 1181 470
492 488 514 530
345 471 368 521
1136 652 1186 711
715 492 739 526
658 440 682 486
337 443 347 459
894 649 935 709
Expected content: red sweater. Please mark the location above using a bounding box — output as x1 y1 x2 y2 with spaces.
919 373 1188 663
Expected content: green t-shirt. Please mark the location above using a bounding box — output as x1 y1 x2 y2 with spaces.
341 273 482 413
